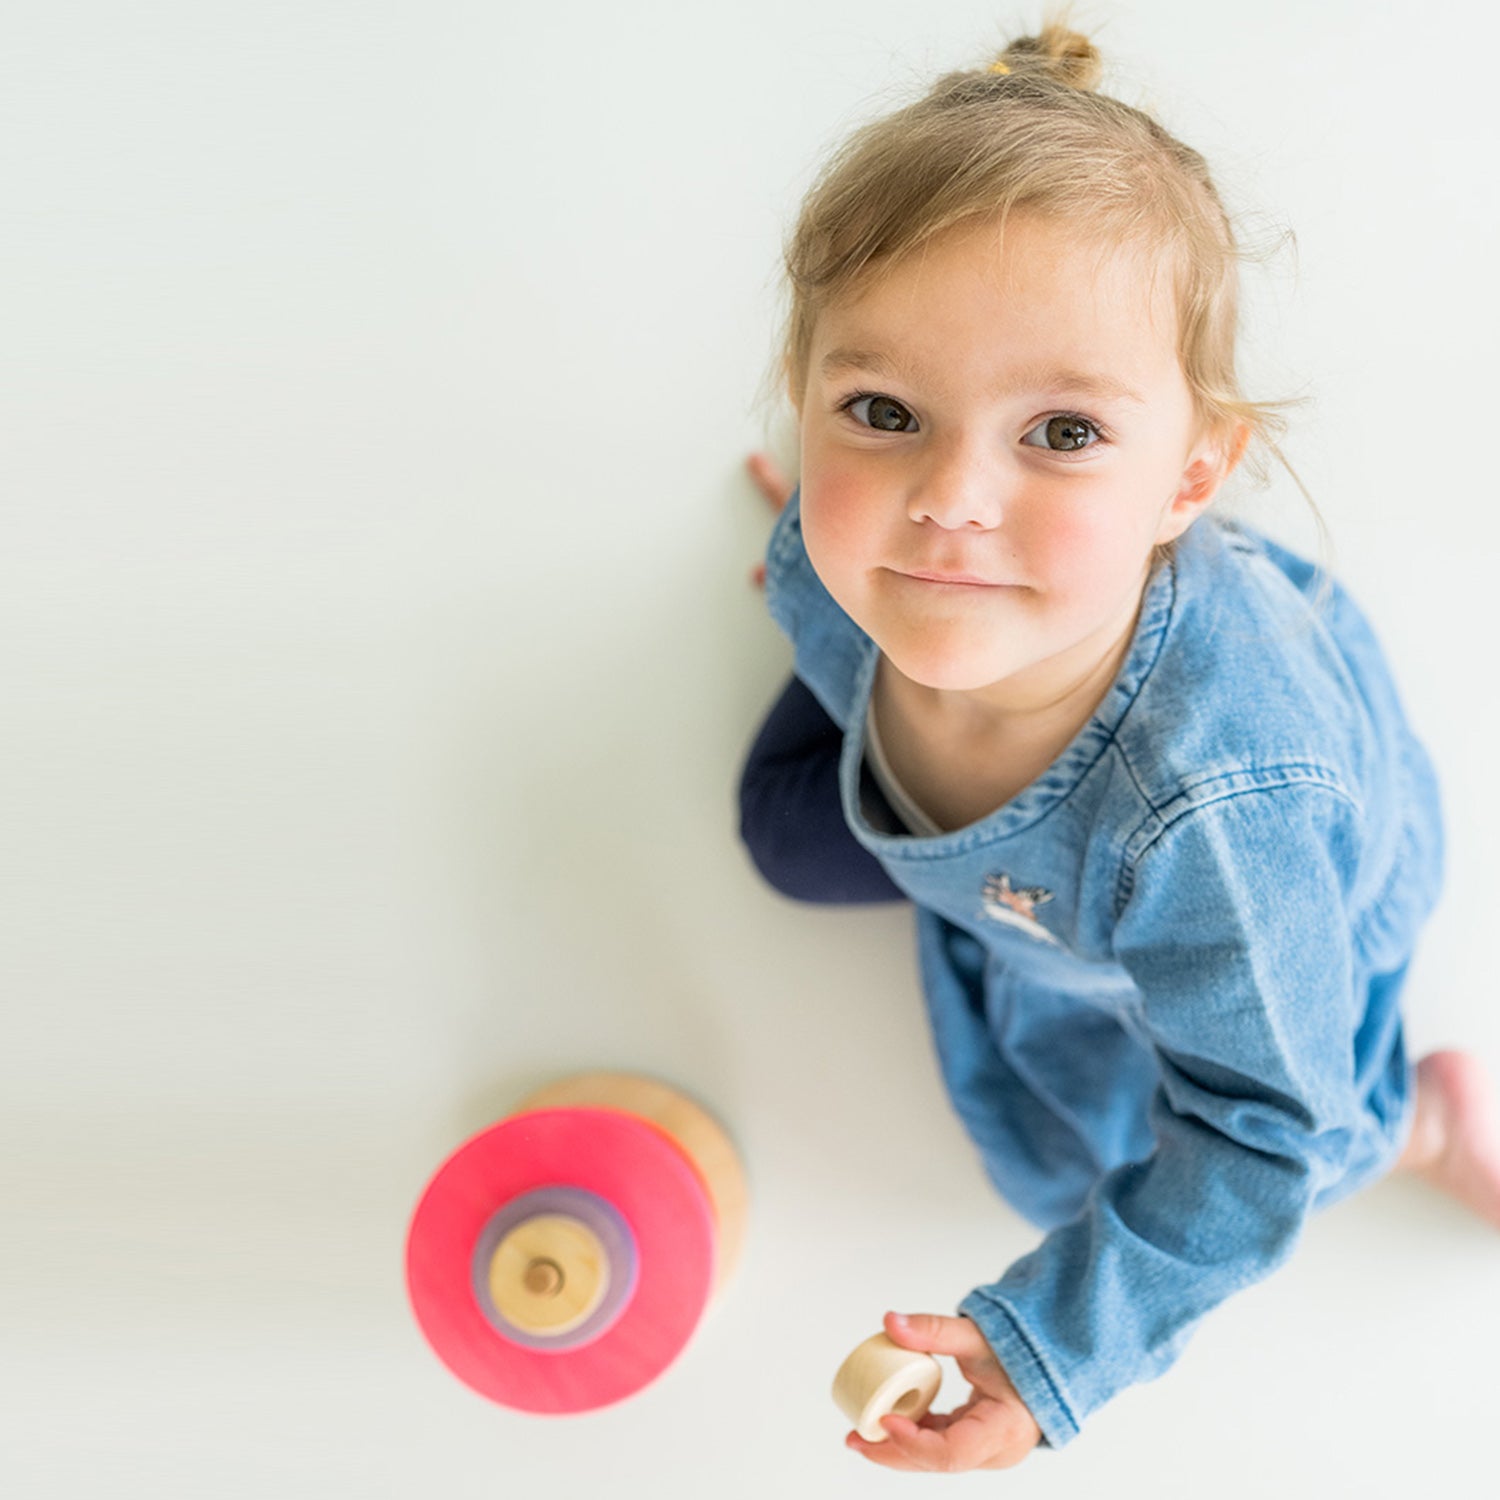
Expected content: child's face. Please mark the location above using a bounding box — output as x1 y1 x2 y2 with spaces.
796 214 1231 707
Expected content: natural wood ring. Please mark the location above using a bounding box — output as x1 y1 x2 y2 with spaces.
831 1333 943 1442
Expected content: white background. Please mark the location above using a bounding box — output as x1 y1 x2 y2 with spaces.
4 1 1498 1495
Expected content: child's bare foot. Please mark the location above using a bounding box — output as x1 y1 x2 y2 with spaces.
1395 1050 1500 1230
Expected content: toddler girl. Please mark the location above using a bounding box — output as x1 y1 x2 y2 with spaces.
738 21 1500 1475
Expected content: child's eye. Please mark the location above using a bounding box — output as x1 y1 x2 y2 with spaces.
1021 414 1102 452
844 394 919 432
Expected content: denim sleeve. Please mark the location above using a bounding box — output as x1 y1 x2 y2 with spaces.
959 778 1365 1446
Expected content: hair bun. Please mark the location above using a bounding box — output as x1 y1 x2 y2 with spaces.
992 24 1103 91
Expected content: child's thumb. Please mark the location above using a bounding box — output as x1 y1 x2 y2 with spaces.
883 1310 986 1359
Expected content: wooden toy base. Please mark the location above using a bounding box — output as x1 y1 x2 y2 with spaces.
518 1071 749 1291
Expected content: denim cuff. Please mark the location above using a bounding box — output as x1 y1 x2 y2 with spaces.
957 1289 1081 1449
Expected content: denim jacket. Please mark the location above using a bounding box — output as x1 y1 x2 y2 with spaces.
762 491 1443 1446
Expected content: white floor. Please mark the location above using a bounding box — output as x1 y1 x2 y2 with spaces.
6 3 1499 1496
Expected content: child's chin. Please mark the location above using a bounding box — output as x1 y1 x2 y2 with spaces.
884 644 1016 695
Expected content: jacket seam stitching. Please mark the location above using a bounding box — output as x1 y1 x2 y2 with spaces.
1114 769 1358 919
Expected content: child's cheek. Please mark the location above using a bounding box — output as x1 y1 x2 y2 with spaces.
1015 502 1102 580
801 470 877 573
1025 501 1158 608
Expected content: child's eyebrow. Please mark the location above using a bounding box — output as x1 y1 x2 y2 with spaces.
1018 368 1146 406
819 346 901 380
818 347 1145 406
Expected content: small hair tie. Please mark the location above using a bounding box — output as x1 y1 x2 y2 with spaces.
989 60 1012 74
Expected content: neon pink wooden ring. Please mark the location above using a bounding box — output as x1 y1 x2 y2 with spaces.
405 1106 718 1413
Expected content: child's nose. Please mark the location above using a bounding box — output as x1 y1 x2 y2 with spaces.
906 435 1009 530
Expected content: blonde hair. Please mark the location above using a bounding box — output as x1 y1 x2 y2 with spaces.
779 21 1293 480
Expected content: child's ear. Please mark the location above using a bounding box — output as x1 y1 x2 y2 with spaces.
1155 420 1251 546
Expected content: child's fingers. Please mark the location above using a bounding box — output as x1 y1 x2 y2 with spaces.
851 1406 1025 1474
845 1419 936 1473
846 1413 985 1474
745 451 794 512
911 1407 1017 1472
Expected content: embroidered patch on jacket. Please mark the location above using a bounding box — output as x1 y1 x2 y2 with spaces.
980 873 1058 945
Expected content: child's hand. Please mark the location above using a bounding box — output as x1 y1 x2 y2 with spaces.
846 1311 1043 1474
746 452 795 589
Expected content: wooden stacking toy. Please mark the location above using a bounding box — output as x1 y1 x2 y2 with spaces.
405 1072 746 1414
832 1333 942 1441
